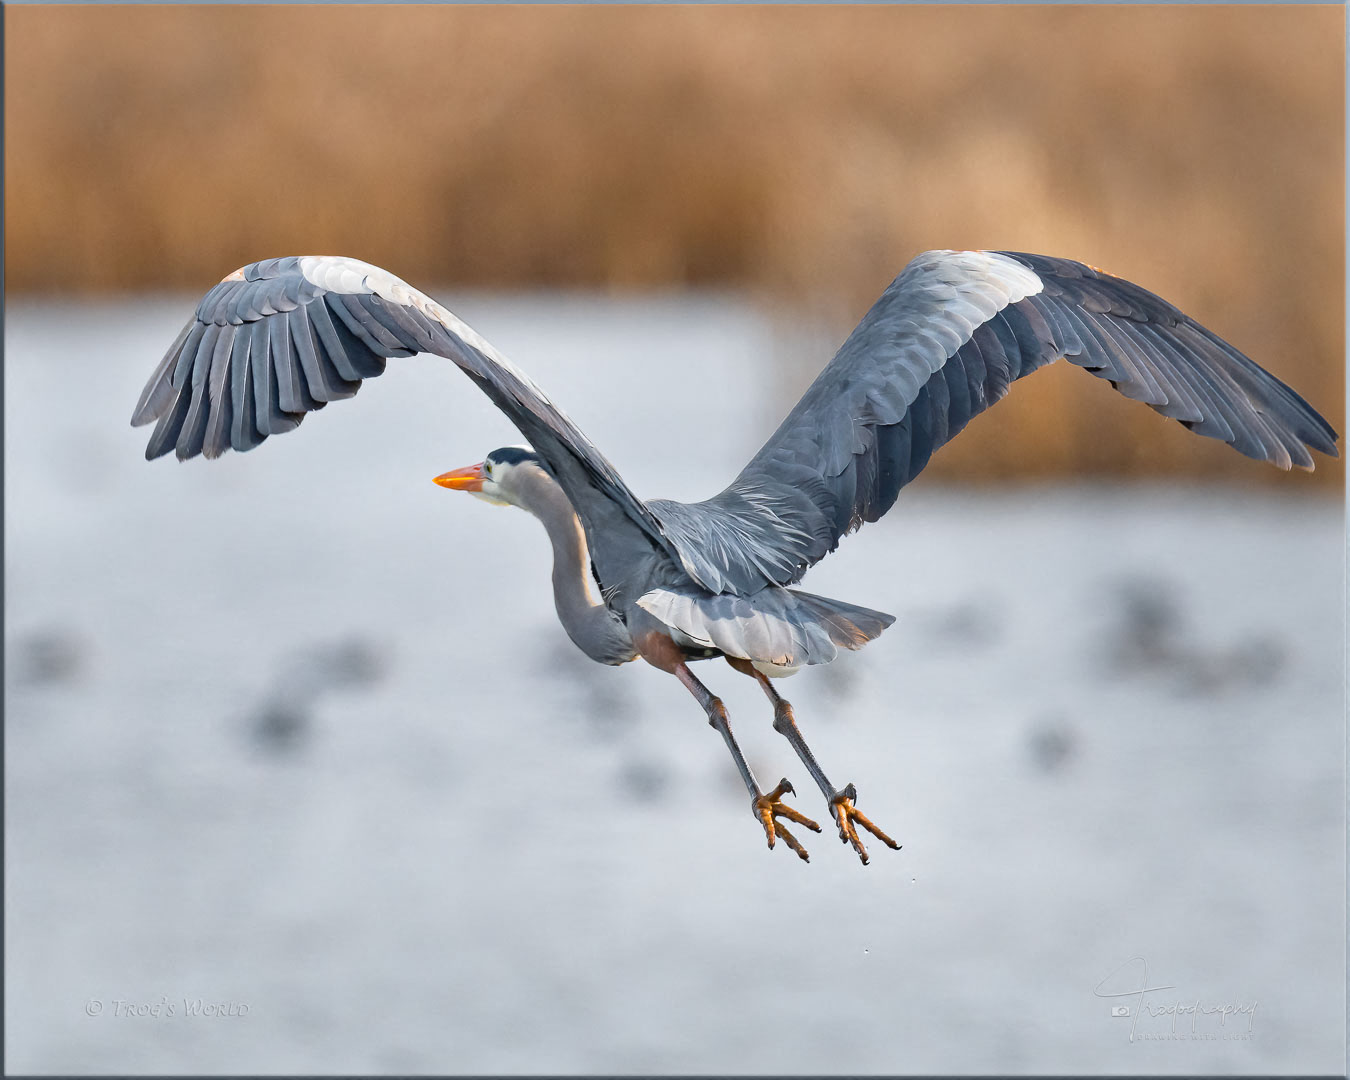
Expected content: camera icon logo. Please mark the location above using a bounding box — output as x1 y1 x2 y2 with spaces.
1111 1006 1131 1018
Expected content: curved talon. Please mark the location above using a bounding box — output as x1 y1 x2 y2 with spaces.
752 778 822 861
829 782 901 865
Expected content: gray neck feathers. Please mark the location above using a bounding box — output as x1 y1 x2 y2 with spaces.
515 468 636 665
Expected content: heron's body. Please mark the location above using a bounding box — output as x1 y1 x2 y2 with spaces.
133 249 1338 863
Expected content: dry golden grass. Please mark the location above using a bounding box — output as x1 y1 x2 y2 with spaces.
7 5 1343 487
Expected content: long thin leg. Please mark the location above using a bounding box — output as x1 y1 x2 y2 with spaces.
672 661 821 861
729 658 901 865
674 664 757 797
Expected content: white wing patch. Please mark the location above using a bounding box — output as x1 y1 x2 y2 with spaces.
926 249 1044 307
296 255 562 408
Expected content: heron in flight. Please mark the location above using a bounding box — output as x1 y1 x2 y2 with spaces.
132 250 1338 863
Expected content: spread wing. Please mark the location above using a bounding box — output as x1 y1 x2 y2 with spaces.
648 249 1339 595
131 256 676 576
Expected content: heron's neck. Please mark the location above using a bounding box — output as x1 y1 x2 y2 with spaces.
517 473 634 665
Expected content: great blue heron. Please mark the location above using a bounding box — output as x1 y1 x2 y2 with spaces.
131 250 1338 863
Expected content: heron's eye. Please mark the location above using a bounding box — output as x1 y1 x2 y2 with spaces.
484 461 494 479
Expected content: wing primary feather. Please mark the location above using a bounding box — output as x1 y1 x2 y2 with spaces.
365 294 443 353
830 454 860 535
267 353 303 436
169 320 209 391
204 325 244 459
1076 306 1169 407
1100 308 1182 404
144 385 192 460
229 320 253 450
868 413 910 522
1050 302 1124 380
1183 324 1337 456
324 296 395 377
230 321 267 452
999 301 1059 381
930 358 955 450
941 344 974 437
270 311 302 414
1170 328 1288 466
962 322 997 408
1081 309 1163 401
132 318 194 426
984 312 1023 399
249 319 275 443
195 318 237 459
1132 323 1239 442
331 292 415 359
307 300 368 392
1101 317 1202 420
1161 329 1272 460
283 309 330 411
907 382 937 481
174 322 221 460
295 302 359 402
1129 323 1220 426
1024 293 1085 357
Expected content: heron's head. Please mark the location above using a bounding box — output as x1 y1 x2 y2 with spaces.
432 446 549 510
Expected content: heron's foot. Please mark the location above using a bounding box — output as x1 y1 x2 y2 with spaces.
752 778 822 862
830 782 901 866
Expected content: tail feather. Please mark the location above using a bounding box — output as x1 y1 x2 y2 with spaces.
791 590 896 651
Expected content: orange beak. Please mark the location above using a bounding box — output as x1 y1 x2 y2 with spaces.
432 463 485 492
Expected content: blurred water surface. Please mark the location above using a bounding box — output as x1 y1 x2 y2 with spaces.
5 295 1344 1074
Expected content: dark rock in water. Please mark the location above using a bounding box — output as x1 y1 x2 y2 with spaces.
618 759 671 804
1027 717 1077 774
919 602 1002 649
13 628 86 687
252 700 311 755
1109 576 1184 674
312 637 386 689
1175 635 1287 697
247 636 389 755
278 636 387 698
1106 576 1287 696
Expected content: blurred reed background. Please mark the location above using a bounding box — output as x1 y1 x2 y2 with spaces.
6 4 1344 488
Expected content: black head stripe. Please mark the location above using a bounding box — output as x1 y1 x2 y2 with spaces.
487 446 541 467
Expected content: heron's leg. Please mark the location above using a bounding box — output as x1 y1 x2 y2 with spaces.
728 658 901 865
631 626 820 859
671 662 821 861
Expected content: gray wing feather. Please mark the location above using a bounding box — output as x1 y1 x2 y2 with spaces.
270 313 304 413
174 321 215 459
206 323 240 458
131 320 192 426
650 249 1338 595
133 256 679 582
